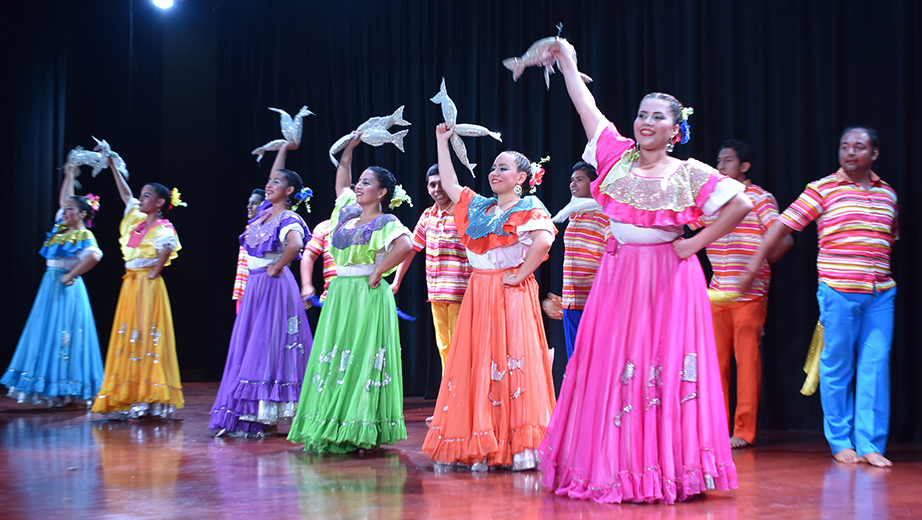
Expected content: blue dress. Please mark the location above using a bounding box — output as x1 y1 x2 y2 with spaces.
1 216 105 405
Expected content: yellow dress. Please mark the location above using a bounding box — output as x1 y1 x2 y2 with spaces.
92 199 184 417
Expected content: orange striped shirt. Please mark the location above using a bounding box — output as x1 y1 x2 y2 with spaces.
562 210 610 309
411 204 472 303
778 169 897 294
303 219 336 300
232 245 248 300
690 182 779 300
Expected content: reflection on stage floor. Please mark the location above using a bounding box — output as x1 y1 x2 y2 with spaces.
1 383 919 519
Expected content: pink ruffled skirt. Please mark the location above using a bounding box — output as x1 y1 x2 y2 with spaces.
538 241 737 504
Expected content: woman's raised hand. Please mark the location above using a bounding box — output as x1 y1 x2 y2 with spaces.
435 122 453 142
344 130 363 152
550 38 577 70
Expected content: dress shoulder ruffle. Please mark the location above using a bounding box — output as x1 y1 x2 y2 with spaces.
592 157 721 227
39 223 100 260
454 187 553 254
241 209 309 258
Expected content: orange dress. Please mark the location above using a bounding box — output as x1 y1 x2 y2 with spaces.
421 188 557 469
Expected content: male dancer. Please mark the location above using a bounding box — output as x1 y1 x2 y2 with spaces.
393 164 472 371
741 128 897 466
690 141 791 448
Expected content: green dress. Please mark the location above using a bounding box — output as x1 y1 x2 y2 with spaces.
288 189 410 452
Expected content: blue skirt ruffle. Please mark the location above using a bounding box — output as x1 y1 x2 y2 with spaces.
1 267 104 403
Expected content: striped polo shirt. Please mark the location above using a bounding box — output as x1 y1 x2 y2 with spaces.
232 245 248 300
411 203 472 303
690 182 780 300
779 169 897 293
562 210 610 309
303 219 337 300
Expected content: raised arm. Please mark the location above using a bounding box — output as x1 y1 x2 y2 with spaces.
271 141 297 176
109 156 133 205
335 132 362 199
551 39 604 140
60 163 77 208
435 124 464 203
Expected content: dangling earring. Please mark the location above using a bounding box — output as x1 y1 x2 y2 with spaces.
378 200 383 212
666 133 677 153
513 184 523 197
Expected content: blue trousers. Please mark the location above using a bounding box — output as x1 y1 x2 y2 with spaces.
817 283 896 456
562 308 583 360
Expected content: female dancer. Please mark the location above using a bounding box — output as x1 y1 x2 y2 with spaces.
232 188 266 313
2 163 104 406
210 144 312 437
287 132 412 453
538 40 751 503
421 123 557 471
92 155 185 419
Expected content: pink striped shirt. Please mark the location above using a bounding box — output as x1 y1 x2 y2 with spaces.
411 204 472 303
303 219 336 300
778 169 897 293
562 210 610 309
232 245 248 300
690 182 780 300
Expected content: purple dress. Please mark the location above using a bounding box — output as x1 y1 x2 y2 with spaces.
209 204 313 434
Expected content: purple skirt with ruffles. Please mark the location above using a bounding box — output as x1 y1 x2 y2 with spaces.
209 266 312 433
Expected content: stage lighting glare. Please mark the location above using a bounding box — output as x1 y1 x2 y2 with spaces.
153 0 174 9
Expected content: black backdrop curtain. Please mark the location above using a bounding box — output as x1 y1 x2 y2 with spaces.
2 0 920 442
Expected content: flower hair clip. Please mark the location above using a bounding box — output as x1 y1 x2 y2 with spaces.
169 187 188 210
389 184 413 209
528 156 550 194
678 106 694 145
85 193 101 212
292 186 313 212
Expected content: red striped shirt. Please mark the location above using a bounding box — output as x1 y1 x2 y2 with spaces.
562 210 610 309
779 169 897 293
411 204 472 303
303 219 337 300
690 182 779 300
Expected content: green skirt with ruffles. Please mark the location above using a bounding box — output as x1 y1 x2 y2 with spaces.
287 275 406 452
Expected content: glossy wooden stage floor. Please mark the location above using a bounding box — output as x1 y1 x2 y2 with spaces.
1 384 920 519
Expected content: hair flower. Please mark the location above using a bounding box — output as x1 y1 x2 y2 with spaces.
85 193 101 212
528 156 550 194
292 186 313 212
679 106 694 145
389 184 413 209
169 187 188 210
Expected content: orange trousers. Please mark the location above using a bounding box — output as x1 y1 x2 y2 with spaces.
711 297 767 444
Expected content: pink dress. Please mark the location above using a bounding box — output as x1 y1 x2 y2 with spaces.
538 120 742 504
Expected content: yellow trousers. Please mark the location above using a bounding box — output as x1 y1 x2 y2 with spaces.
431 301 461 373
